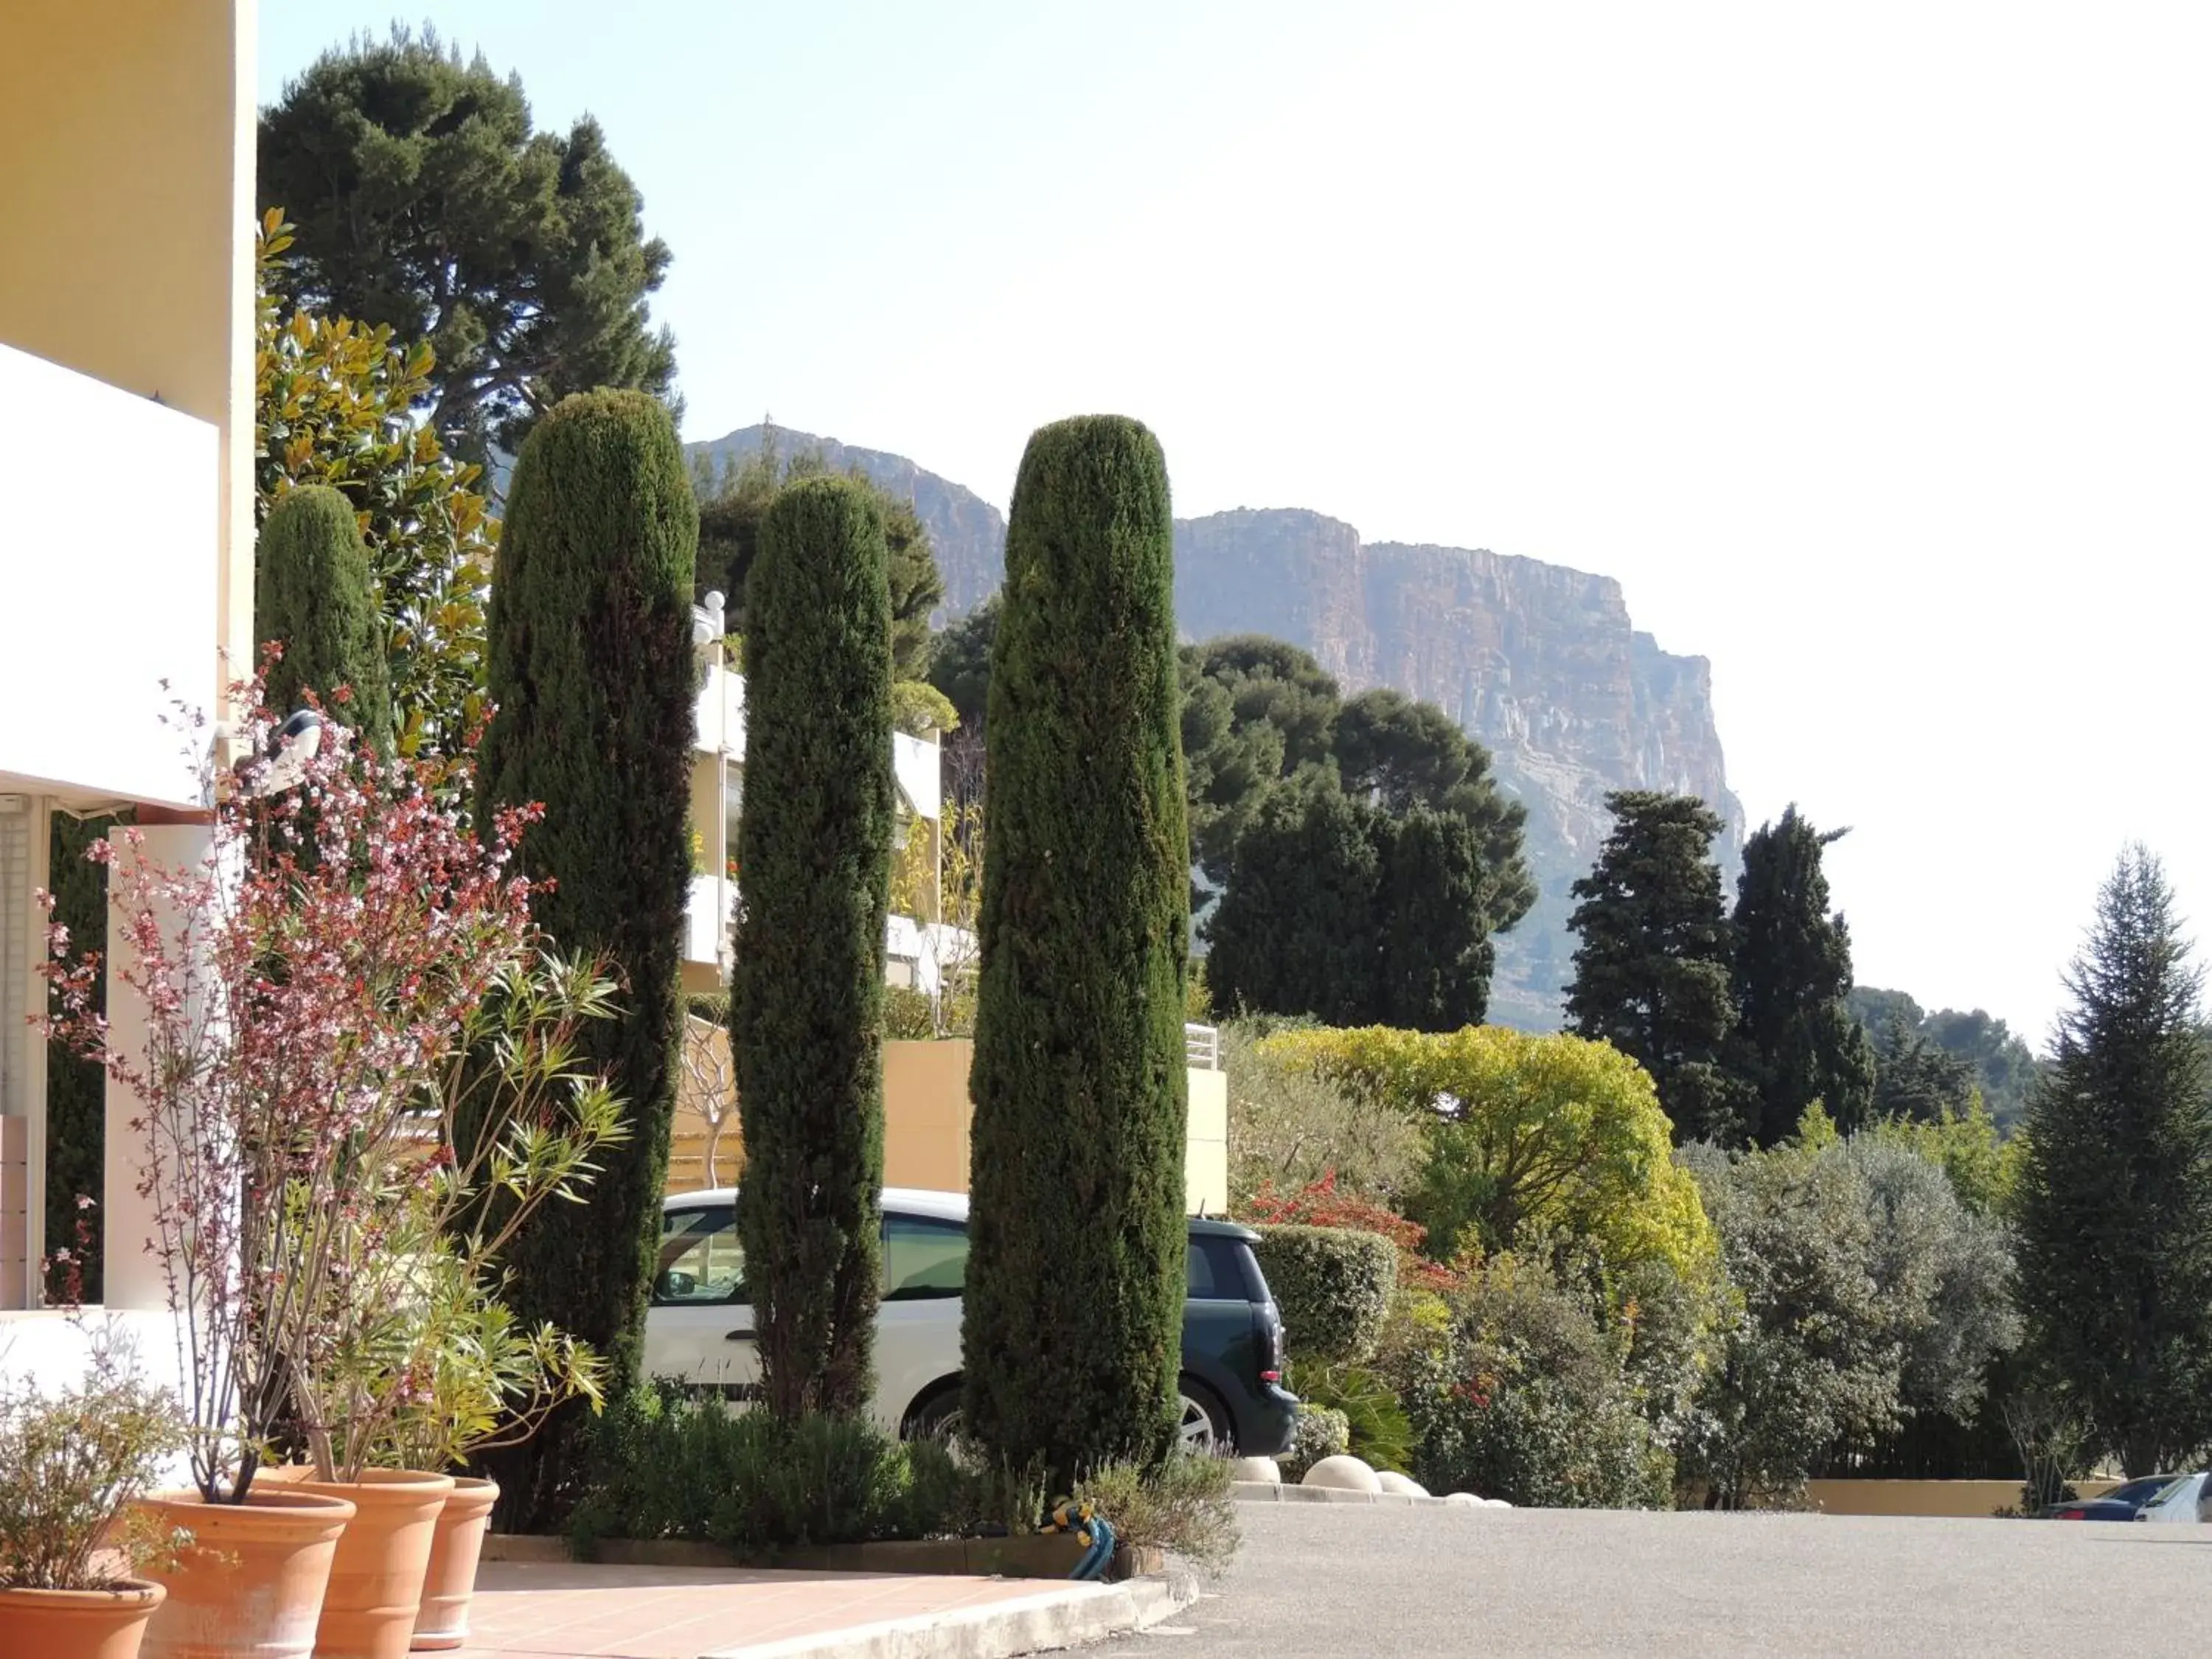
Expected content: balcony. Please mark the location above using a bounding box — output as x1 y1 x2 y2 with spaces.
0 341 218 808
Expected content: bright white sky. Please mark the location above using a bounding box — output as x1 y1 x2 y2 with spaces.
262 3 2212 1051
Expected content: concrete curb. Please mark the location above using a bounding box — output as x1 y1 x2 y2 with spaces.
699 1573 1196 1659
1233 1481 1447 1506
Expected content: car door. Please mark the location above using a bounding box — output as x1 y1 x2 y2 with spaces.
874 1208 969 1431
645 1201 761 1402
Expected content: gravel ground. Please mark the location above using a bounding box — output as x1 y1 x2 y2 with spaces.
1085 1501 2212 1658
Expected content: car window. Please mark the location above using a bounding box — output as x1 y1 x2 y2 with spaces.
883 1213 967 1301
1187 1236 1249 1300
2107 1478 2171 1506
655 1204 745 1304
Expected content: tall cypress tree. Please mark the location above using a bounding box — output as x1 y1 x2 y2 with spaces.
964 416 1191 1486
254 483 394 752
731 476 893 1421
2016 847 2212 1473
474 389 697 1523
1566 790 1747 1141
1728 805 1876 1146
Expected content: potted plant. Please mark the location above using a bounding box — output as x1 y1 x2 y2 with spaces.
44 683 618 1659
0 1336 189 1659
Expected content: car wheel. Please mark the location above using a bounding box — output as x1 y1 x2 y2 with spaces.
1178 1380 1232 1454
904 1383 965 1442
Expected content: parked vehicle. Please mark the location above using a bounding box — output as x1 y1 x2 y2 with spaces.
2045 1472 2208 1522
644 1186 1299 1456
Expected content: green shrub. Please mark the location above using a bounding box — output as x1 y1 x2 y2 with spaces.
571 1386 1031 1556
1072 1454 1239 1573
1404 1255 1673 1509
1278 1405 1349 1481
1221 1019 1421 1206
1293 1363 1413 1475
1251 1225 1397 1366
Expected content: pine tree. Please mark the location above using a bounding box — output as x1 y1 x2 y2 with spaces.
2016 846 2212 1473
964 416 1191 1486
1728 805 1876 1145
731 476 894 1421
1565 790 1747 1141
254 484 394 752
1376 805 1496 1031
1204 781 1384 1026
473 389 697 1523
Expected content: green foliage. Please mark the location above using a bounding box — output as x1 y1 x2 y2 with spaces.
0 1343 189 1590
1405 1253 1674 1509
733 476 894 1420
1251 1225 1397 1366
1567 790 1747 1141
964 416 1191 1489
1071 1454 1241 1573
1291 1363 1415 1475
254 484 394 751
890 680 959 738
1868 1093 2023 1220
1263 1026 1717 1281
1729 805 1877 1145
1220 1020 1422 1206
2014 846 2212 1474
1180 636 1344 878
695 434 945 681
1849 987 2043 1132
474 389 698 1525
260 27 675 463
925 593 998 731
568 1386 1005 1555
1676 1129 2019 1507
256 212 493 756
43 811 119 1301
1278 1404 1351 1482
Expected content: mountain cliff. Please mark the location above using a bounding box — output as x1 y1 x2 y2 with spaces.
686 428 1742 1029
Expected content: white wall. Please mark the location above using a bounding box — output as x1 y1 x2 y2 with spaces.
0 343 218 808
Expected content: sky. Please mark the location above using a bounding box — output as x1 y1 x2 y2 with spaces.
260 3 2212 1051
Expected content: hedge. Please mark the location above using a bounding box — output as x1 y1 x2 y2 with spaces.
1251 1225 1397 1366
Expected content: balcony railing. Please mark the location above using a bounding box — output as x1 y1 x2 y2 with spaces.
1185 1023 1221 1070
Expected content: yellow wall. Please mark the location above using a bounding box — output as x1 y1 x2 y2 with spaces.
0 0 257 726
667 1035 1234 1215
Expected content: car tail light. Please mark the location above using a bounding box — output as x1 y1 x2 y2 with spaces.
1256 1304 1284 1385
2056 1509 2087 1520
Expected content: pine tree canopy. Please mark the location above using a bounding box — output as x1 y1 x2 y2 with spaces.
2016 846 2212 1474
1565 790 1745 1141
260 26 677 465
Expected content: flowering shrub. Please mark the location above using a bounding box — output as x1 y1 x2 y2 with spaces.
42 675 621 1498
1241 1173 1458 1292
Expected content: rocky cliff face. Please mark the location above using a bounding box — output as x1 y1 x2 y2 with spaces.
689 424 1008 615
1175 510 1743 1029
686 430 1742 1030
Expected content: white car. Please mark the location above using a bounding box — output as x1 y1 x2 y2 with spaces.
641 1185 1299 1455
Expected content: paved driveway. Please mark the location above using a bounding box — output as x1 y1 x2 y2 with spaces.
1091 1503 2212 1658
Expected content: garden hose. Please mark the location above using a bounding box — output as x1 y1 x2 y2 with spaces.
1043 1498 1118 1580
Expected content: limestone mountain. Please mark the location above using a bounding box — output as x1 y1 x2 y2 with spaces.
686 428 1742 1029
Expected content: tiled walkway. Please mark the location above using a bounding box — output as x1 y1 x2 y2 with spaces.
451 1560 1100 1658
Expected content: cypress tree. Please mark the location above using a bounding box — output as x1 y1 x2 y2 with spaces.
731 476 894 1421
473 389 697 1523
1376 804 1495 1031
2016 846 2212 1473
254 483 394 752
964 416 1191 1486
1566 790 1748 1141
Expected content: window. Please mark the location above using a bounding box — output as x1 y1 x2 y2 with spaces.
1186 1236 1250 1301
655 1204 745 1304
886 955 919 990
883 1212 967 1301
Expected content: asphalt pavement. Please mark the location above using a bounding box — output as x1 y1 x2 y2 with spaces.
1085 1500 2212 1658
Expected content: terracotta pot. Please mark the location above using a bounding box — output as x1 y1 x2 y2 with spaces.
136 1488 355 1659
0 1579 166 1659
409 1477 498 1652
257 1469 453 1659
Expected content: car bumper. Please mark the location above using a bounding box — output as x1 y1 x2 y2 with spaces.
1236 1382 1301 1458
